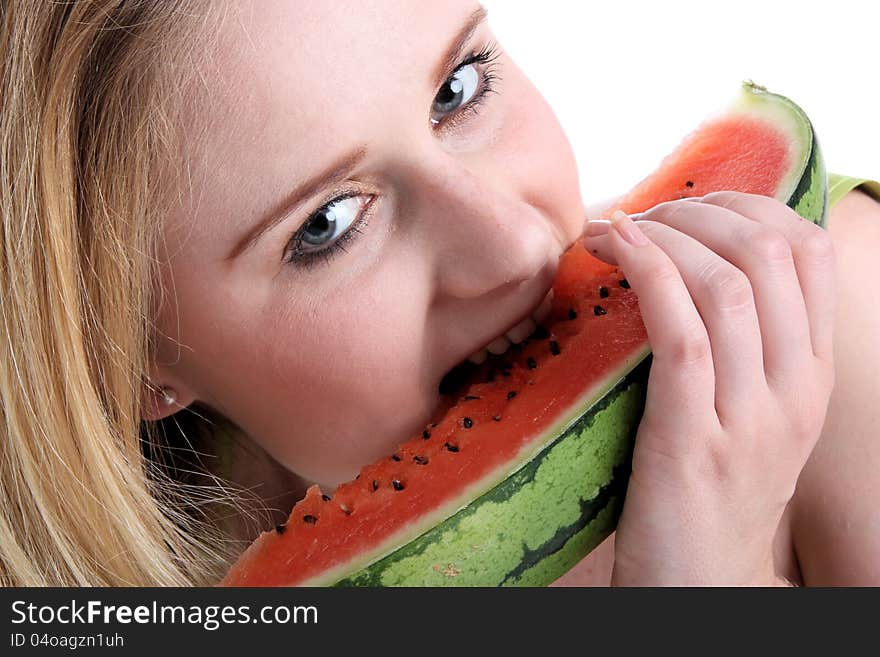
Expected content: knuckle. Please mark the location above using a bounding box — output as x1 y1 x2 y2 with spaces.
799 226 835 263
750 228 793 264
646 199 699 225
699 261 754 311
783 372 835 444
668 323 713 366
699 190 741 208
642 244 681 283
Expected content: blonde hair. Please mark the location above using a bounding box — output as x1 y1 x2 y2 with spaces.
0 0 244 585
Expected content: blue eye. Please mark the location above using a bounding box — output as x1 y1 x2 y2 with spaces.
285 43 502 269
300 195 363 250
430 42 501 128
285 194 372 266
432 63 480 117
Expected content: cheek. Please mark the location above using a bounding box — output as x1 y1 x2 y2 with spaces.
496 69 585 245
241 269 439 485
267 293 416 386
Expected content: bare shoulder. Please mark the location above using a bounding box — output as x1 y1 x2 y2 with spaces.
789 188 880 585
828 187 880 243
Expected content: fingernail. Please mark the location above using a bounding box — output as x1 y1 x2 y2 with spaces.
583 219 611 238
610 210 650 247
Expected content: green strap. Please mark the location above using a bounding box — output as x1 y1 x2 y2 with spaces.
828 172 880 209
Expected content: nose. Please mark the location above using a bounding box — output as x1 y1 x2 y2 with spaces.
404 150 558 300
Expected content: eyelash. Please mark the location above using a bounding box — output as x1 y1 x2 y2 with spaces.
433 41 502 131
284 190 376 268
284 42 503 269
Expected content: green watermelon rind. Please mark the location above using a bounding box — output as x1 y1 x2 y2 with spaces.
294 341 651 587
324 85 827 587
736 81 827 228
334 349 652 587
253 85 826 588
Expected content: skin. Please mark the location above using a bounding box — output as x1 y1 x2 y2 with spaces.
147 0 575 491
583 196 837 586
144 0 880 584
558 189 880 586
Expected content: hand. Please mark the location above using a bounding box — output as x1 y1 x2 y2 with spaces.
581 192 837 586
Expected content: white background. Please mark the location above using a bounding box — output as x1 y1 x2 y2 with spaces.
482 0 880 205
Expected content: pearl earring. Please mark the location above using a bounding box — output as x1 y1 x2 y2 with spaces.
161 388 177 406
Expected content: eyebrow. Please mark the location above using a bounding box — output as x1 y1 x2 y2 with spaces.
431 5 489 90
227 146 368 261
227 4 489 262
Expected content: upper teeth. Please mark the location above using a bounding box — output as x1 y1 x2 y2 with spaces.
466 289 554 365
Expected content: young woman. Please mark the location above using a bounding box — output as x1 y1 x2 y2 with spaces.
1 0 878 586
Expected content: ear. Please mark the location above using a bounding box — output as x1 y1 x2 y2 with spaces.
140 377 196 422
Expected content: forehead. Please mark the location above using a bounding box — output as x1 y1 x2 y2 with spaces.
177 0 482 242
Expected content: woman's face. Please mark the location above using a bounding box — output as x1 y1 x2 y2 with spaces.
149 0 586 489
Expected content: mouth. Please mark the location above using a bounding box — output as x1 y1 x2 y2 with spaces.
437 286 555 397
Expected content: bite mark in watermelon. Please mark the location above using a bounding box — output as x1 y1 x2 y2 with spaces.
221 82 827 587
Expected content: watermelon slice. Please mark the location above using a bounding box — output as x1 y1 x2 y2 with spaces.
221 82 827 587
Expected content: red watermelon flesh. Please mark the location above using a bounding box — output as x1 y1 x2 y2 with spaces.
221 82 823 587
603 117 791 217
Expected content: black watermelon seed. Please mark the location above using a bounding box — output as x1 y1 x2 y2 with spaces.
619 278 630 289
422 429 431 440
594 305 607 316
686 180 694 188
340 504 352 515
531 325 550 340
462 417 473 429
527 357 537 370
275 523 287 535
303 515 317 525
355 474 360 480
599 286 609 298
464 394 481 401
371 480 379 492
568 308 578 320
444 442 460 453
431 423 438 428
492 414 502 422
321 494 332 502
392 480 405 491
391 453 402 462
549 340 561 356
507 390 517 400
413 455 429 465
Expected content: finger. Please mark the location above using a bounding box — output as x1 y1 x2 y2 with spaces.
601 212 719 442
698 191 836 364
582 217 635 266
595 211 766 424
588 197 814 390
631 198 811 391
